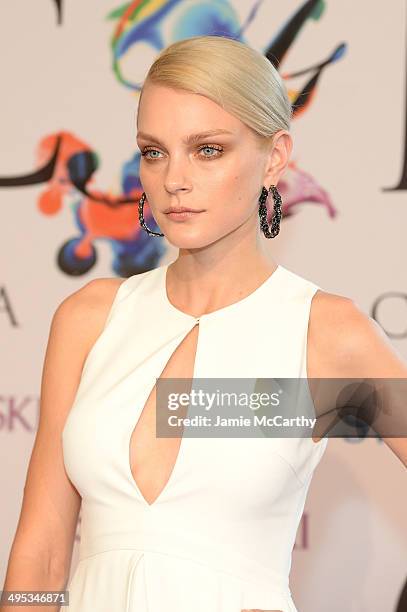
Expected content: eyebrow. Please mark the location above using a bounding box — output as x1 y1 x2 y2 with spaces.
136 129 234 146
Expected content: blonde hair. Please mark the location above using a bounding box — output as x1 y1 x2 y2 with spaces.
141 35 292 147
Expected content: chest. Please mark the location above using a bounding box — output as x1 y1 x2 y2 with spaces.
129 322 200 505
63 290 321 507
129 316 322 507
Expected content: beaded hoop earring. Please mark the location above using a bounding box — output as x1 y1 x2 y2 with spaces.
138 192 164 237
258 185 282 239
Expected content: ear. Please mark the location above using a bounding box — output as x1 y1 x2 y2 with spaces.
262 130 293 187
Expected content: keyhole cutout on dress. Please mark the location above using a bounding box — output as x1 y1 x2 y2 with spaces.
128 321 200 506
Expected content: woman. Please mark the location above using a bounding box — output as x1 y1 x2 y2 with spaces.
2 35 407 612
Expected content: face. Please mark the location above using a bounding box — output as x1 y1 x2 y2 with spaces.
136 82 291 249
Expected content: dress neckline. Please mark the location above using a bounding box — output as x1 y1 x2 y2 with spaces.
160 262 284 321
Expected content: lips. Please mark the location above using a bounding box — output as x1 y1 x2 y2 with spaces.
164 207 202 213
165 209 204 220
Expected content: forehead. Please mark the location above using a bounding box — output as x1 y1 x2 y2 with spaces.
137 82 245 136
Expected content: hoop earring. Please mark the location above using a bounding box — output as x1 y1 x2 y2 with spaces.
258 184 282 239
138 192 164 237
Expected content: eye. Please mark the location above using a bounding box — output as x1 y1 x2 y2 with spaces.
140 144 224 161
197 145 223 159
140 148 162 160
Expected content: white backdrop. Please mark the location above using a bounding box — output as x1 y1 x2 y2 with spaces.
1 1 406 610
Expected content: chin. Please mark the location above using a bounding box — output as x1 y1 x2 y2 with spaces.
165 225 231 250
165 235 211 250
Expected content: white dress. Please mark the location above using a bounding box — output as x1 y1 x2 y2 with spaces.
62 262 329 612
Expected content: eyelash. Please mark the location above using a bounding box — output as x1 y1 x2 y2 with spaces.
140 144 224 161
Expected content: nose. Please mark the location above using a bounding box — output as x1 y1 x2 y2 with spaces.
163 155 192 195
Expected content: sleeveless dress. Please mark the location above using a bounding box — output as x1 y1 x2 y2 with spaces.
62 262 329 612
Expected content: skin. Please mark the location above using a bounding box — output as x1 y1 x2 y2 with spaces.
135 81 407 467
136 81 290 314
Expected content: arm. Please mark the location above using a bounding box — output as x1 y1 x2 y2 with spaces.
0 277 124 612
309 292 407 467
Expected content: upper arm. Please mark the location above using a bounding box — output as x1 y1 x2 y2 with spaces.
309 291 407 378
308 290 407 466
7 277 125 578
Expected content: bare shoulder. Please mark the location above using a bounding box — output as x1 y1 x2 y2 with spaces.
307 288 393 378
309 289 361 335
53 276 126 354
57 276 125 315
307 289 407 459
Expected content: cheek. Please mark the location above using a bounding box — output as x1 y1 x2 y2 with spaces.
206 169 259 223
205 159 251 198
138 162 153 187
222 167 261 208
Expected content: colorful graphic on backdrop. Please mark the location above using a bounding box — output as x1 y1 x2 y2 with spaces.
0 0 343 276
52 0 63 24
